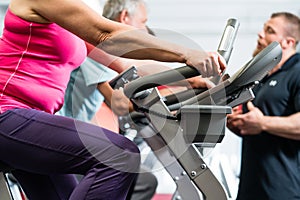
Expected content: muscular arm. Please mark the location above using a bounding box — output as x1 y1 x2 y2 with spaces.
261 113 300 140
227 102 300 140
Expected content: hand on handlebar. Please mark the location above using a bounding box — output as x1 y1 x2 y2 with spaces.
186 76 216 89
110 88 134 116
185 50 226 78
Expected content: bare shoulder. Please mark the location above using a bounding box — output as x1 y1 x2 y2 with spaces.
9 0 104 25
9 0 51 23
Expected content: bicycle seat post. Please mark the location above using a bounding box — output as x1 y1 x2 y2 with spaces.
0 162 14 200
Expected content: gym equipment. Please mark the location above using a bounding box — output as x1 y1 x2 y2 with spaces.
124 42 281 200
0 162 14 200
118 20 281 199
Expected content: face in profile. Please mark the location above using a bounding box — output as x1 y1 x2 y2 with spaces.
253 16 286 56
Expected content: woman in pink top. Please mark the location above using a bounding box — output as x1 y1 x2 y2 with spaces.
0 0 226 199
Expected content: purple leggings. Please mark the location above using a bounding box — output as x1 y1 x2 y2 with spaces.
0 108 140 200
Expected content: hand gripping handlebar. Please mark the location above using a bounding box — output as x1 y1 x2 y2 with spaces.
124 18 239 99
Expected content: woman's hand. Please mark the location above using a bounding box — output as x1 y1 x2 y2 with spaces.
185 50 226 78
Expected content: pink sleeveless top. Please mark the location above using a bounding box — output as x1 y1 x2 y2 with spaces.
0 9 87 114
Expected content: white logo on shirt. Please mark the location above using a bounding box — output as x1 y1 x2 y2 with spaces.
269 80 277 87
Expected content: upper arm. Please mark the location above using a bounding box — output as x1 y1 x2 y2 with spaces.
31 0 132 46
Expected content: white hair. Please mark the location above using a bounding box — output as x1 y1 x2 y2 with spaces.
102 0 147 20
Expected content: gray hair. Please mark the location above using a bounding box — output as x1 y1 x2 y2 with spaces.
103 0 146 20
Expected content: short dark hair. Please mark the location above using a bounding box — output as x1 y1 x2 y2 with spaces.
271 12 300 45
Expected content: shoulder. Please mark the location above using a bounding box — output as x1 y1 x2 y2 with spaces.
286 53 300 73
285 54 300 90
9 0 52 23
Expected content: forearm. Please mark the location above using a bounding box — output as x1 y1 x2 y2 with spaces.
261 113 300 140
99 30 188 63
86 43 129 73
97 82 133 115
99 33 226 77
87 43 177 74
97 82 113 107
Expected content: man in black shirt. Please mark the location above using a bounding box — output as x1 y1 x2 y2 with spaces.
227 12 300 200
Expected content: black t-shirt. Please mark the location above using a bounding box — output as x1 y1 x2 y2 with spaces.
237 53 300 200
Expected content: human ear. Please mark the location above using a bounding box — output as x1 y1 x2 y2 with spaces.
284 36 296 48
119 10 130 24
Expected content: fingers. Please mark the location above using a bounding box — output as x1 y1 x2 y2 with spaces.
227 105 242 123
210 52 221 75
111 88 132 116
207 52 226 76
186 49 227 78
247 101 255 111
227 114 242 125
198 53 216 77
204 78 216 89
187 77 215 89
217 53 227 72
205 56 214 77
227 106 244 129
200 52 226 77
232 105 243 114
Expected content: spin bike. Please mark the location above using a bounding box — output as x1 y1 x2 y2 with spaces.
111 19 282 200
0 19 282 200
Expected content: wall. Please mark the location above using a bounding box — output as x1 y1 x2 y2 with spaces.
145 0 300 74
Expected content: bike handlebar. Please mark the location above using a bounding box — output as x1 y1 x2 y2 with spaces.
217 18 239 63
124 18 239 99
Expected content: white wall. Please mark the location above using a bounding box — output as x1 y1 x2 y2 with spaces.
145 0 300 74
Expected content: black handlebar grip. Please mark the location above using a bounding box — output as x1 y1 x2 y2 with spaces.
124 66 199 98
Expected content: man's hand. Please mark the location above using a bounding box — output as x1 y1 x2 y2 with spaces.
227 102 264 135
186 76 216 89
110 88 134 116
98 82 134 116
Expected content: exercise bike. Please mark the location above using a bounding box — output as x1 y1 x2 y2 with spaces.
111 19 282 200
0 18 281 200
